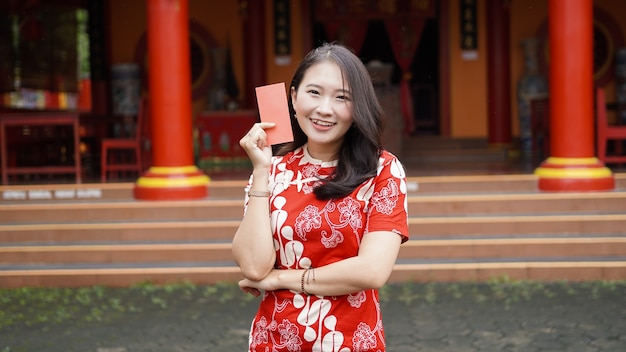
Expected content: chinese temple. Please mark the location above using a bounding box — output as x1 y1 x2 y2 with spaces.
0 0 625 287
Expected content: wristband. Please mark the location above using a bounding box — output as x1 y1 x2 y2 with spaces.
248 190 270 197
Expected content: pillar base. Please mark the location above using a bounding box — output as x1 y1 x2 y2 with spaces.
134 166 210 200
534 157 615 191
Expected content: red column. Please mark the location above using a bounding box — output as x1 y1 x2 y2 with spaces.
241 0 266 109
486 0 512 147
534 0 614 191
134 0 210 200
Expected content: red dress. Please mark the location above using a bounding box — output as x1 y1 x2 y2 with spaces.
244 146 409 352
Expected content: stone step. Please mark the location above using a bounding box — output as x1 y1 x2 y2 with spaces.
2 174 625 204
0 242 234 264
1 259 624 288
402 136 491 150
402 149 509 163
0 266 243 288
407 191 626 216
1 213 625 244
390 260 626 283
399 237 626 259
0 220 239 243
1 172 625 288
0 199 245 223
401 137 510 163
410 213 626 236
0 180 245 203
4 189 626 224
2 237 625 265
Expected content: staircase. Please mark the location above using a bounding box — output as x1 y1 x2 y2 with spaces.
399 136 532 175
1 173 626 288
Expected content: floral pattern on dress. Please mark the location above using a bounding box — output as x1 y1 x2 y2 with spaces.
371 179 399 215
295 205 322 241
352 322 377 352
278 319 303 351
347 291 366 308
250 316 270 349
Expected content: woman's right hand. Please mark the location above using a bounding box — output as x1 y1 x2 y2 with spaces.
239 122 276 170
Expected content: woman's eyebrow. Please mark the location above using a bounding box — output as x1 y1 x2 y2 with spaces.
304 83 351 95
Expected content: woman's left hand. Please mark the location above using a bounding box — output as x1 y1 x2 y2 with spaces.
238 279 262 297
238 270 281 296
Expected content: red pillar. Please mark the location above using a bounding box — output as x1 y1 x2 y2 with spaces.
134 0 210 200
241 0 266 109
534 0 614 191
486 0 512 147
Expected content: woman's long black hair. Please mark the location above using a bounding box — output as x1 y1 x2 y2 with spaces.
277 43 385 200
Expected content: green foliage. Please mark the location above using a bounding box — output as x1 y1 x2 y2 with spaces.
383 277 626 309
0 280 249 330
1 279 625 332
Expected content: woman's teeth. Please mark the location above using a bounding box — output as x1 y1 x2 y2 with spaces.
310 118 335 127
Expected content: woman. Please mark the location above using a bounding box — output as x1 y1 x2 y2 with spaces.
233 42 409 351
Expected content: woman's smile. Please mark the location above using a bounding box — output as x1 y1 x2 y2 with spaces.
308 117 336 128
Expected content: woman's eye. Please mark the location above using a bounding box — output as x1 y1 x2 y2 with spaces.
337 95 350 101
307 89 320 95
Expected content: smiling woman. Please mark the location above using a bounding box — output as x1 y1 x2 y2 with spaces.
133 20 217 101
233 43 409 352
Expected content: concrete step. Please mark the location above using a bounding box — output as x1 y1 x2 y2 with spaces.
4 189 626 224
402 149 509 163
402 136 491 151
407 191 626 216
0 220 239 243
401 137 510 163
1 259 624 288
390 259 626 283
2 237 625 265
1 173 625 288
2 174 625 204
0 266 243 288
0 199 244 223
0 242 234 264
410 213 626 236
398 237 626 259
0 180 246 203
2 212 625 245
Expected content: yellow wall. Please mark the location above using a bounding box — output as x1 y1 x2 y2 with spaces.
448 0 489 137
264 1 305 88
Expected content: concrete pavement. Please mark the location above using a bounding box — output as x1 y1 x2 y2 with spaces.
1 281 625 352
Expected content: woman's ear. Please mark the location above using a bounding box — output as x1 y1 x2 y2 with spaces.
290 86 297 102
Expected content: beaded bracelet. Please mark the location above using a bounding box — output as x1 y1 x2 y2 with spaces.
300 269 309 295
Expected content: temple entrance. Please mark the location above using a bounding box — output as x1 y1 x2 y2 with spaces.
410 17 439 135
312 6 440 136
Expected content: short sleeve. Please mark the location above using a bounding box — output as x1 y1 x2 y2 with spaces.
364 152 409 243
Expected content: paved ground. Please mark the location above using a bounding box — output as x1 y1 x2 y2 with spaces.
1 281 625 352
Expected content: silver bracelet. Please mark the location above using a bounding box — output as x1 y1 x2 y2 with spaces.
248 190 270 197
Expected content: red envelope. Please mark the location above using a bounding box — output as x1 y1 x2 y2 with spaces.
255 82 294 145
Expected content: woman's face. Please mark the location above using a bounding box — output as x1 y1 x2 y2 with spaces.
291 61 353 160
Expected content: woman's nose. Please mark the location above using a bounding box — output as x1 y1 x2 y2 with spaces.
317 97 333 115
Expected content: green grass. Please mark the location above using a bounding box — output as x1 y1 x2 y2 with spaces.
0 280 254 330
1 278 625 330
